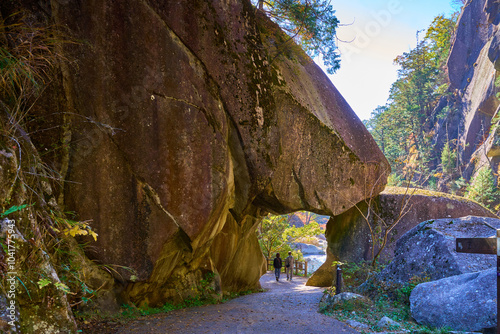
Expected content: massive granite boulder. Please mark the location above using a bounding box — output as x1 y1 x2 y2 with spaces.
42 0 389 307
308 188 497 286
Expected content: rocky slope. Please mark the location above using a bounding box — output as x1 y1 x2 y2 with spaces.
0 0 389 330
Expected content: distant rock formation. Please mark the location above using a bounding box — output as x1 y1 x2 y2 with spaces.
434 0 500 183
294 243 325 255
288 212 329 228
288 215 306 228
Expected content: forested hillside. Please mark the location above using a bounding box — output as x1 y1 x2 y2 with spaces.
365 0 500 212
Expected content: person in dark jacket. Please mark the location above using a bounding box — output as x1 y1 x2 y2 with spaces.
285 251 294 281
273 253 282 281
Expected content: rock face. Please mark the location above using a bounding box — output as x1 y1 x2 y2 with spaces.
377 316 401 329
35 0 390 307
435 0 500 181
410 268 496 332
289 215 306 228
308 188 497 287
447 0 494 91
306 248 337 287
0 139 86 333
377 216 500 285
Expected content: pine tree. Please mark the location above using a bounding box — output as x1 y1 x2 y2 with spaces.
465 166 500 209
441 141 456 175
253 0 340 73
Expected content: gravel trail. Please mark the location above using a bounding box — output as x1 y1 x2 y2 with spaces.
115 272 359 334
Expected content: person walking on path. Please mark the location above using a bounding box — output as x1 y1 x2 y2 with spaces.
285 251 294 281
273 253 282 281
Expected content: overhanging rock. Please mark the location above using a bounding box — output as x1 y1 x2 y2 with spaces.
50 0 389 306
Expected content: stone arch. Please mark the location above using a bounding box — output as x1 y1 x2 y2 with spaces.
48 0 391 308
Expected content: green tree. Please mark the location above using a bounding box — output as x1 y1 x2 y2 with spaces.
253 0 340 74
283 220 322 244
364 106 389 156
256 213 322 259
425 14 458 64
441 141 457 175
366 13 457 187
257 214 290 259
465 166 500 209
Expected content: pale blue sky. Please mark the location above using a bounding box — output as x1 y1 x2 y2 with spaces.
324 0 459 121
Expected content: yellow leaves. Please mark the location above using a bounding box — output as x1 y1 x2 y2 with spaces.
51 214 98 241
66 225 82 237
63 224 98 241
54 282 71 293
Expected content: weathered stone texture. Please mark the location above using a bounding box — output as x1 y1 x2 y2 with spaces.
442 0 500 178
410 268 496 332
377 216 500 284
319 292 370 313
448 0 493 91
306 248 336 287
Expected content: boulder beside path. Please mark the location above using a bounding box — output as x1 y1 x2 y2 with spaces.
410 267 496 332
375 216 500 285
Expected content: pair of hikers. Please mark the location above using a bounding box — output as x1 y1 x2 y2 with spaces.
273 251 294 281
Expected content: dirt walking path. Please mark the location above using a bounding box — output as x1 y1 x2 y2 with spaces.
115 272 359 334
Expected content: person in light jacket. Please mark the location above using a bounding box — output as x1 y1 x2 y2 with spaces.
285 251 294 281
273 253 282 281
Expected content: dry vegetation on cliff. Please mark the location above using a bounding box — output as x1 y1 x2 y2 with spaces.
0 9 116 332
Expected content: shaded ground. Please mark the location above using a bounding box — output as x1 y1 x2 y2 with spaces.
113 272 359 333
